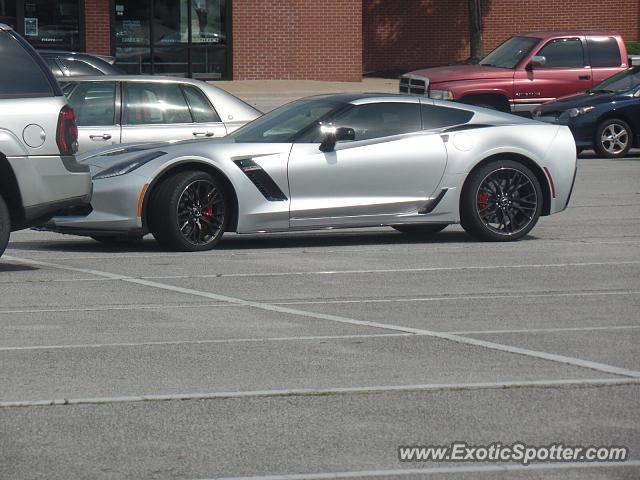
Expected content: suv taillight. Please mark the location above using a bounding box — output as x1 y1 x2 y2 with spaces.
56 105 78 155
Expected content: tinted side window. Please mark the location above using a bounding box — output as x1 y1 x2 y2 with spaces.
537 39 584 68
66 82 116 126
125 82 192 125
331 102 421 141
0 32 53 97
60 58 103 76
588 37 622 67
183 86 221 123
421 104 474 129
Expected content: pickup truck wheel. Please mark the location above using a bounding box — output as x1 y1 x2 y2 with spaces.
149 171 227 252
460 160 542 241
595 119 632 158
0 196 10 258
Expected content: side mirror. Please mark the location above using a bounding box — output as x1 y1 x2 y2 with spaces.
526 55 547 70
319 125 355 152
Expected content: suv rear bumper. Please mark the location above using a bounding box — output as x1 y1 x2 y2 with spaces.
7 154 92 229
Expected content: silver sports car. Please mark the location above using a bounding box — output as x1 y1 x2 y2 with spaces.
47 94 577 251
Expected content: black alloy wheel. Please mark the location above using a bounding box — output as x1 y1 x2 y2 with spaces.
149 171 227 251
461 160 543 241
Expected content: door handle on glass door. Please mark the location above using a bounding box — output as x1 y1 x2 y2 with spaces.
89 134 112 140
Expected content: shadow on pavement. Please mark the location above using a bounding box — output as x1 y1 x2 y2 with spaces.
0 262 39 272
5 228 504 254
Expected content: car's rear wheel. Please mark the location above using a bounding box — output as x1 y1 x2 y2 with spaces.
595 118 632 158
148 171 227 251
460 160 543 241
0 196 10 258
393 224 448 235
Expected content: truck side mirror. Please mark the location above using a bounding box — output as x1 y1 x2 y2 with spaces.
526 55 547 70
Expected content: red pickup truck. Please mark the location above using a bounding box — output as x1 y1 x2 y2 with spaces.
400 31 629 112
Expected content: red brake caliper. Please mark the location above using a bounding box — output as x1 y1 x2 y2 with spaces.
478 191 489 215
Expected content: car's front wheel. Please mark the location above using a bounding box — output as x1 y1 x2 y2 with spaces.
460 160 543 241
595 118 632 158
0 196 10 258
148 171 227 251
393 224 448 235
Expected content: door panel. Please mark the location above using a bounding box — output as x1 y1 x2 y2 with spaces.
514 37 591 107
121 82 226 144
64 81 120 154
288 133 448 228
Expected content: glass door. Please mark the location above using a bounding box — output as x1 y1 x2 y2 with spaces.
114 0 229 79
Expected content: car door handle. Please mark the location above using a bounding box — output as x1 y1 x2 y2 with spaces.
89 134 112 140
579 75 591 80
193 131 214 137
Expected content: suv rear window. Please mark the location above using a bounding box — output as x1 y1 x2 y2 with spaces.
587 37 622 67
0 32 53 98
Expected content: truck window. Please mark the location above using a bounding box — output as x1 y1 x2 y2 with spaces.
587 37 621 67
0 32 54 98
537 39 585 68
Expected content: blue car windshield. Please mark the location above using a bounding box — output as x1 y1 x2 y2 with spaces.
230 98 343 143
591 66 640 93
480 36 540 69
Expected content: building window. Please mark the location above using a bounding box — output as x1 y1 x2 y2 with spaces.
0 1 17 30
114 0 229 79
23 0 81 50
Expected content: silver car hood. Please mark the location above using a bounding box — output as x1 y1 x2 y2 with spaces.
78 138 236 170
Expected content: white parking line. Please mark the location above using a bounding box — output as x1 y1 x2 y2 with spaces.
5 254 640 379
0 333 412 352
448 325 640 335
278 290 640 305
1 378 637 408
2 326 638 352
204 460 640 480
1 289 637 315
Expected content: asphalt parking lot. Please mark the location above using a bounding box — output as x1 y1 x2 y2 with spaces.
1 84 639 478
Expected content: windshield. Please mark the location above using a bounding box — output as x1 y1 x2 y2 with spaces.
480 36 540 69
230 98 344 143
591 66 640 93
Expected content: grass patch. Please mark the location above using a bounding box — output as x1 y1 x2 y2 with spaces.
627 42 640 55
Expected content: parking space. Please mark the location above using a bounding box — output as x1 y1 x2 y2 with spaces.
1 144 639 479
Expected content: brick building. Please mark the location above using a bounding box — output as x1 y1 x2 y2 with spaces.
1 1 638 81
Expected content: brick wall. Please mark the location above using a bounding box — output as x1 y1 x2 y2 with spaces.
84 0 111 56
233 0 362 81
363 0 471 74
364 0 640 74
483 0 639 53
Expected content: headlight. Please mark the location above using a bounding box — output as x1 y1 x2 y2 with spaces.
92 151 166 179
429 89 454 100
567 106 595 117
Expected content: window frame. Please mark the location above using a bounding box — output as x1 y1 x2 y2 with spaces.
586 37 622 68
65 80 119 127
535 37 586 69
122 81 196 126
180 84 222 123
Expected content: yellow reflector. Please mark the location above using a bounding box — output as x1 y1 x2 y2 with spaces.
137 183 149 218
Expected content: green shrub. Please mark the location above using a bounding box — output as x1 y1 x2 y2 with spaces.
627 42 640 55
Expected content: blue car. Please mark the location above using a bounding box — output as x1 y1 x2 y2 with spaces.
533 67 640 158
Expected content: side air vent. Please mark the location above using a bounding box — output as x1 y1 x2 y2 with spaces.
233 158 288 201
419 189 448 214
